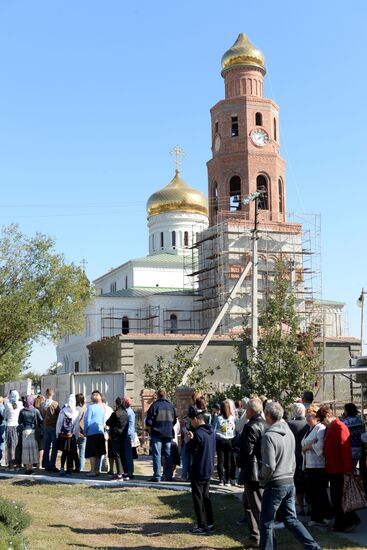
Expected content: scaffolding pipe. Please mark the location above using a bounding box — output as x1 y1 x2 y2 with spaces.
180 260 253 386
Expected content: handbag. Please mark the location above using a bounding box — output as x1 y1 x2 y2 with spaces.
342 474 367 513
131 432 140 448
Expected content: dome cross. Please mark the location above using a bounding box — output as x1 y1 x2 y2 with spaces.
170 145 186 173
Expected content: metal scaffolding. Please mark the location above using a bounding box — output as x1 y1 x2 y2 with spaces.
186 211 322 335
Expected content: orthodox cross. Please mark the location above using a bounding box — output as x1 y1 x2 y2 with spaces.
170 145 186 172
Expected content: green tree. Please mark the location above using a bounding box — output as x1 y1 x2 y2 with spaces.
0 224 93 380
0 342 31 383
143 345 220 402
234 260 319 406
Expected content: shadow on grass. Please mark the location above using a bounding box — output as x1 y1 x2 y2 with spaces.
50 521 193 536
66 546 240 550
51 490 245 548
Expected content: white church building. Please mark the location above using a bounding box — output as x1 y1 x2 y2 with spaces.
57 165 210 373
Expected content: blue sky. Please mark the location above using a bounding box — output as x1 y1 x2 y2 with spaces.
0 0 366 372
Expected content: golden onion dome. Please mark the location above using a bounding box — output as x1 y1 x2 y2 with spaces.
147 170 208 217
221 33 266 75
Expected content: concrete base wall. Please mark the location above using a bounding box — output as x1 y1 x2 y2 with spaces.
88 334 238 403
87 334 360 406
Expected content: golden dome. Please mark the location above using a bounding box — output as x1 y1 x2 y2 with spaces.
221 33 266 75
147 170 208 217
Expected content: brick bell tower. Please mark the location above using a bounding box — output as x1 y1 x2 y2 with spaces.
207 33 286 226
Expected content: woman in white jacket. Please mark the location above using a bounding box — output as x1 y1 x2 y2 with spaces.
301 404 332 526
4 390 23 469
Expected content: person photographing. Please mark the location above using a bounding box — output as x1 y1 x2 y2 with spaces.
185 405 216 535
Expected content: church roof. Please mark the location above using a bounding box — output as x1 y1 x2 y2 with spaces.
100 286 196 298
221 33 266 75
146 169 208 217
131 253 193 267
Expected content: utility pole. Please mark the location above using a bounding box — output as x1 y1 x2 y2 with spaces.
251 196 259 350
357 288 366 417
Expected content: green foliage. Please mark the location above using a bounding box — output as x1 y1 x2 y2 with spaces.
234 260 320 407
143 345 220 401
0 497 31 534
208 385 244 407
0 224 93 379
0 523 28 550
0 342 31 383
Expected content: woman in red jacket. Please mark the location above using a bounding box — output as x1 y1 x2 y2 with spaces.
316 406 360 533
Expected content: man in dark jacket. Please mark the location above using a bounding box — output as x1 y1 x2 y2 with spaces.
145 389 177 482
186 405 216 535
239 397 265 548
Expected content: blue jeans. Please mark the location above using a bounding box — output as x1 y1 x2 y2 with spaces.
181 441 192 480
0 424 5 463
77 437 86 471
260 483 321 550
150 435 172 480
43 427 58 469
124 434 134 476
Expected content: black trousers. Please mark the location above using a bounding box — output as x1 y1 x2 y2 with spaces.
111 437 126 475
216 439 235 482
60 439 78 472
329 473 359 531
191 478 214 528
244 480 263 540
306 468 333 522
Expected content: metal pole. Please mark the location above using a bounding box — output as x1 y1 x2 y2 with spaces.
361 289 365 418
361 288 365 356
180 260 253 385
251 197 259 350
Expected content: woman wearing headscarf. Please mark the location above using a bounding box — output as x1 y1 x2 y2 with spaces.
4 390 23 469
18 395 43 474
56 394 79 476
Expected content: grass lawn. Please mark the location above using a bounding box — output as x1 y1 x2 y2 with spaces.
0 478 364 550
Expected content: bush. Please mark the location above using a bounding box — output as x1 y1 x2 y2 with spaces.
0 523 28 550
0 497 31 533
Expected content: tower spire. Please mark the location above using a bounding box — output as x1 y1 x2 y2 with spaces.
170 145 186 174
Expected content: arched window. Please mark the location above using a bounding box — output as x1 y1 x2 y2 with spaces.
213 181 218 211
125 275 128 289
184 231 189 247
152 234 155 250
255 112 263 126
122 316 129 335
256 175 269 210
229 175 241 211
160 232 164 248
278 178 284 213
170 314 178 334
171 231 176 248
274 118 277 141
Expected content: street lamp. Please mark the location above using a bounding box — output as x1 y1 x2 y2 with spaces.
243 191 263 350
357 288 366 356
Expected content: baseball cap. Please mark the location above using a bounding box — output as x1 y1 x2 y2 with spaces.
187 405 206 419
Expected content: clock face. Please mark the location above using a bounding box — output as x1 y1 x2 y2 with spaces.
214 134 221 153
250 128 269 147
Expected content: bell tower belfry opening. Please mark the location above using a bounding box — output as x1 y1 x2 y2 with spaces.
207 33 286 226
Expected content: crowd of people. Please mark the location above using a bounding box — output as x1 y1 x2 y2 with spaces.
0 386 365 549
0 388 136 479
143 388 365 549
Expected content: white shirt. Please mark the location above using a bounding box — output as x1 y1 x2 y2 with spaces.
301 422 326 469
4 402 23 426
